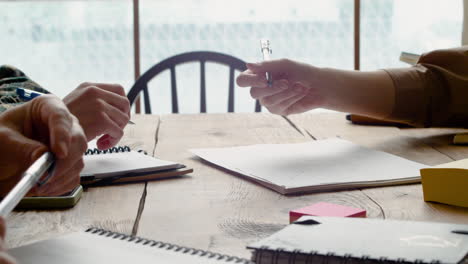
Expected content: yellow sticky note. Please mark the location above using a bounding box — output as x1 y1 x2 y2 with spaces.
420 159 468 207
453 133 468 145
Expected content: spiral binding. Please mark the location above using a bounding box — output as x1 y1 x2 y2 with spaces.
85 227 252 263
85 146 147 155
252 247 442 264
85 146 131 155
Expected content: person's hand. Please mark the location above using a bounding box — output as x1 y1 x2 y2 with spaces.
63 82 130 150
236 59 325 116
0 218 16 264
0 95 87 197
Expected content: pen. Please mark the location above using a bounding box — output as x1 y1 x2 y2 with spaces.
15 87 44 101
15 88 135 125
260 38 273 87
0 152 55 217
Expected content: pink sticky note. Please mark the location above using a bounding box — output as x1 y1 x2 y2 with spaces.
289 202 366 223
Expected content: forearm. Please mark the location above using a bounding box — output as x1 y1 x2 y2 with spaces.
314 67 395 119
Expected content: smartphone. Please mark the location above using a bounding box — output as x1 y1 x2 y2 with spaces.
16 185 83 210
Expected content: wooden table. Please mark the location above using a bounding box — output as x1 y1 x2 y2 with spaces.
7 112 468 259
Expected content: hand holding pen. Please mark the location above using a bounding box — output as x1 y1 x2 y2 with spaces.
237 50 313 116
18 81 133 151
62 82 132 150
0 95 87 198
260 39 273 87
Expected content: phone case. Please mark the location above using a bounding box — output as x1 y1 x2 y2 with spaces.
16 185 83 210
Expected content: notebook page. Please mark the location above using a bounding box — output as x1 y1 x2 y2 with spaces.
9 232 247 264
191 139 425 192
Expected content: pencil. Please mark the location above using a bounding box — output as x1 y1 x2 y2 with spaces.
346 114 406 126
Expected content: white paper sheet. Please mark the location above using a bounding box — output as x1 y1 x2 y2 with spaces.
191 138 426 194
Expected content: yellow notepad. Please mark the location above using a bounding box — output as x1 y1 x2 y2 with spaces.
453 133 468 145
420 159 468 207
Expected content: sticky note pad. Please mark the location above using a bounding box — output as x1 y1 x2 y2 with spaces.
420 159 468 208
289 202 366 223
453 133 468 145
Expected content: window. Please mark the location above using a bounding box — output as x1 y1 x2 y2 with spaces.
361 0 463 70
140 0 353 113
1 0 463 111
1 1 134 98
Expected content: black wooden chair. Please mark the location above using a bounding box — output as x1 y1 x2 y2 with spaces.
127 51 261 114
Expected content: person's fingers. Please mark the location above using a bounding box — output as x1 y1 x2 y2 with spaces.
260 87 306 109
96 133 121 150
90 83 126 97
236 71 268 88
31 115 86 196
97 113 124 143
269 94 306 116
259 82 309 106
31 121 86 196
266 83 310 116
29 156 81 196
97 134 112 150
0 126 49 196
101 101 130 129
32 95 73 159
77 82 126 96
90 87 131 117
73 86 130 118
10 131 48 173
36 159 82 196
250 79 289 99
282 96 317 116
246 59 291 74
46 110 73 159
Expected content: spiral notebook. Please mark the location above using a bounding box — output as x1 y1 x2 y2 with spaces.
8 228 252 264
248 216 468 264
81 146 192 185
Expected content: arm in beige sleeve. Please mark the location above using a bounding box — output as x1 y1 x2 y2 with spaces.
384 46 468 127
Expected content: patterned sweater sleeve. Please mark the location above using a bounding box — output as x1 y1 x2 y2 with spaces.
0 65 50 114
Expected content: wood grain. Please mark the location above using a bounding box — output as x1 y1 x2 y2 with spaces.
288 112 468 224
136 113 382 258
5 114 158 248
8 112 467 258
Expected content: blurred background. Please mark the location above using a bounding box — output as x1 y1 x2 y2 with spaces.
1 0 464 113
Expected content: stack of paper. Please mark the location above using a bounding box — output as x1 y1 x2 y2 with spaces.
191 138 426 194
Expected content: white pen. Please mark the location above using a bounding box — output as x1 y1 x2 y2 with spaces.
260 38 273 87
0 152 55 217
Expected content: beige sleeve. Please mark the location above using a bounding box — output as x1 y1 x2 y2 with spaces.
384 46 468 127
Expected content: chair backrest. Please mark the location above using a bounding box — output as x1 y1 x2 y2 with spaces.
127 51 261 114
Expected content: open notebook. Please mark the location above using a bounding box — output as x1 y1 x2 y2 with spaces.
9 228 251 264
191 138 425 194
81 146 192 185
248 216 468 264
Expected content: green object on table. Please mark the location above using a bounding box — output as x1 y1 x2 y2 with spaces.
16 185 83 210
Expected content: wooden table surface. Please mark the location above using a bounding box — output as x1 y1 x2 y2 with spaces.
6 112 468 259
